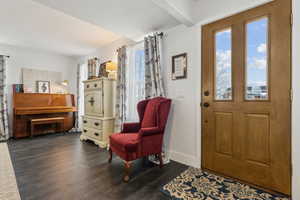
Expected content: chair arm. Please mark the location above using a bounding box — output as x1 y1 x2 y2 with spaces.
139 127 162 136
122 122 140 133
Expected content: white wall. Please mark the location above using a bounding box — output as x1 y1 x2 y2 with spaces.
81 33 202 167
292 0 300 199
0 44 77 136
78 38 134 64
162 25 201 167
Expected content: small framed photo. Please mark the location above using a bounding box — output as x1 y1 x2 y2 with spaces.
172 53 187 80
36 81 50 93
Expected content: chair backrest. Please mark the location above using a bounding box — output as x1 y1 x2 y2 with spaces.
137 97 171 132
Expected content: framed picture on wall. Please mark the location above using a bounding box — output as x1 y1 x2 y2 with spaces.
36 81 50 93
172 53 187 80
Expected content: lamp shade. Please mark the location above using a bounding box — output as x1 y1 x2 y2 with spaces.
61 80 69 86
106 62 117 71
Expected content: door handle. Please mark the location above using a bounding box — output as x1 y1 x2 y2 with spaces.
202 102 210 108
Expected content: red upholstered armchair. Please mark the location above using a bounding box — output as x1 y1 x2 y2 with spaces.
108 97 172 182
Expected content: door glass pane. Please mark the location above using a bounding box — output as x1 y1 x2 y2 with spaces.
215 28 232 100
246 17 268 100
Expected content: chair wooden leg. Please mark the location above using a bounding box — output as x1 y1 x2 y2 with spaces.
108 148 112 163
123 161 132 182
158 153 163 168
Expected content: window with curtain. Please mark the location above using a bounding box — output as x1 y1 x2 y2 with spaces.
126 42 145 122
78 63 88 129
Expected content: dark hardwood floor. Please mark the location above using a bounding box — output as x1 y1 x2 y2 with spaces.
8 133 188 200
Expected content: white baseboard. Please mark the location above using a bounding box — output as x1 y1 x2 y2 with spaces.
168 150 201 168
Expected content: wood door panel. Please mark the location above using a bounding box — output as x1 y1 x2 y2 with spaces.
245 114 270 165
215 112 233 156
202 0 291 195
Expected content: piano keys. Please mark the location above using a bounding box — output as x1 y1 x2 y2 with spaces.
13 93 77 138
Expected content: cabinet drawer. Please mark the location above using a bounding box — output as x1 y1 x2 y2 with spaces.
82 117 91 127
84 80 102 91
85 82 91 90
90 118 102 129
92 81 102 90
82 127 103 141
82 117 103 130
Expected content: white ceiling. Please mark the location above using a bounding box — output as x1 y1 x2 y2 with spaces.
31 0 181 40
0 0 272 57
0 0 123 56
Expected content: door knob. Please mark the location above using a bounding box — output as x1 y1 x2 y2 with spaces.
204 91 210 96
202 102 210 108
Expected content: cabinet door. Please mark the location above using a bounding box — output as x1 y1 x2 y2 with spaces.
84 91 103 117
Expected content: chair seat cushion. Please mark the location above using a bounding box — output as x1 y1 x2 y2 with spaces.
110 133 140 153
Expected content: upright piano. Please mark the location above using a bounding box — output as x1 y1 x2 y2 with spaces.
13 93 77 138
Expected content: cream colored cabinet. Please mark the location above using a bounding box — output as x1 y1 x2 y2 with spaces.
80 78 115 148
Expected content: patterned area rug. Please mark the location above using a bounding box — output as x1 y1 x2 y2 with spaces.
0 143 21 200
161 168 289 200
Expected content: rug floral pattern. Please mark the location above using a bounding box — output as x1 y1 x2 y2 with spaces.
161 168 289 200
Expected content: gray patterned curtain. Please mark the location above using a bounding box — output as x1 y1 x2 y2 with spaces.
144 33 166 98
0 56 9 141
115 46 127 132
69 64 81 133
144 35 169 165
74 64 80 131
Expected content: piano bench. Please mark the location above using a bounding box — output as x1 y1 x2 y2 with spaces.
30 117 65 137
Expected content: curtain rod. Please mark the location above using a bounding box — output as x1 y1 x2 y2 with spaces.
127 40 144 47
116 32 164 52
157 32 164 36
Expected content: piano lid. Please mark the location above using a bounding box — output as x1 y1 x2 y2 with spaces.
14 93 75 108
13 93 76 115
15 106 76 115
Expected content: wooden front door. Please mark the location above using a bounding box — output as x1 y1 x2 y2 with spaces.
201 0 291 195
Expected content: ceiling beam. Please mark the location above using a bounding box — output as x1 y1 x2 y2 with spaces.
151 0 195 26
